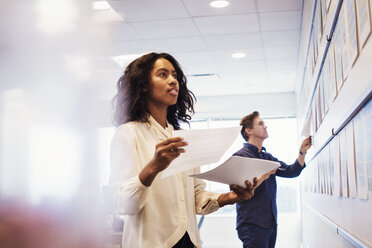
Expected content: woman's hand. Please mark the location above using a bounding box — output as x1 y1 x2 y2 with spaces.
139 137 188 186
229 178 258 202
150 137 188 172
218 179 258 207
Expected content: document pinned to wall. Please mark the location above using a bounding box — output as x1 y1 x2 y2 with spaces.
355 0 371 49
190 156 280 188
333 21 344 92
328 138 336 195
162 126 240 177
353 111 368 199
345 121 357 198
339 129 349 197
363 99 372 194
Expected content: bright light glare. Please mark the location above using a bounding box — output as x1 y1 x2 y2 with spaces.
112 53 147 68
210 0 230 8
28 127 81 204
92 1 111 10
64 55 92 81
231 52 246 59
36 0 78 34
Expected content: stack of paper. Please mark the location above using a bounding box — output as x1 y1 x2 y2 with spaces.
191 156 280 188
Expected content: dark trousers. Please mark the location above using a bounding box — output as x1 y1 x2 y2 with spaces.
173 232 194 248
237 223 277 248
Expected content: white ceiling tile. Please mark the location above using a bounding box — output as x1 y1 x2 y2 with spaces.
131 18 199 39
194 14 260 35
182 63 219 76
94 57 122 71
109 0 189 22
262 30 299 47
145 36 208 53
266 58 297 72
212 48 265 62
187 75 224 96
260 11 301 31
172 52 215 65
218 73 269 88
107 23 142 41
103 40 150 56
257 0 302 12
96 0 303 102
265 46 298 60
267 75 296 92
203 33 263 50
92 8 125 23
183 0 256 17
216 61 266 74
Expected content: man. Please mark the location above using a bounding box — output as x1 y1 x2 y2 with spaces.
233 111 312 248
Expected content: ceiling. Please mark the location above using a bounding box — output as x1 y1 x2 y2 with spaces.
0 0 303 125
93 0 303 103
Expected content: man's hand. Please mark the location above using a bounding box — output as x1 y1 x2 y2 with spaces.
298 136 312 166
300 136 312 155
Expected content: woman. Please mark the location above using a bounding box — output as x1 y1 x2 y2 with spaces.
110 52 258 248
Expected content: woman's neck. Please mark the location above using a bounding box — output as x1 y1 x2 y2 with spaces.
148 104 168 128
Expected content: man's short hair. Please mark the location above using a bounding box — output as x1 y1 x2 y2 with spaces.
240 111 259 141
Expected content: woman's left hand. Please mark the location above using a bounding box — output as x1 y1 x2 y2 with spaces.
218 179 258 206
229 178 258 203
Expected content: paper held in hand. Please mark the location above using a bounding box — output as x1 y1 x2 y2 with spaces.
162 126 240 178
190 156 280 188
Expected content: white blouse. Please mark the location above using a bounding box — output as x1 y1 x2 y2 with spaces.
109 115 221 248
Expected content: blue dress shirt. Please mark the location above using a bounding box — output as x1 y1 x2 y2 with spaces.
233 143 305 230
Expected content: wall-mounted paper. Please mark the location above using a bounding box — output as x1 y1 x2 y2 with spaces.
355 0 371 49
162 126 240 177
189 156 280 188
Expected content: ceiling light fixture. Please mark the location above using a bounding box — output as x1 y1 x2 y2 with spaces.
92 1 111 10
231 52 246 59
210 0 230 8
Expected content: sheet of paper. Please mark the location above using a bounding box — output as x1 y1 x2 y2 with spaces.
301 107 312 137
356 0 371 49
353 111 368 199
161 126 240 177
190 156 280 188
345 122 357 198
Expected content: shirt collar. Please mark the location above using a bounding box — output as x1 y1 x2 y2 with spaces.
243 143 266 153
148 114 174 140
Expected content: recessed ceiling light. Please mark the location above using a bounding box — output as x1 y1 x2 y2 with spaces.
231 52 246 59
210 0 230 8
92 1 111 10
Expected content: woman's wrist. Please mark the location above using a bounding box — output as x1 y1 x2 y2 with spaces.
217 192 236 207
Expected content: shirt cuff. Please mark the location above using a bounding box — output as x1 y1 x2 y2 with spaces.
136 174 150 190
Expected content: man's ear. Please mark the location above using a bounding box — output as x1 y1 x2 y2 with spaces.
246 128 253 135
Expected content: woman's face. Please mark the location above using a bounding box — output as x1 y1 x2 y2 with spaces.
147 58 179 108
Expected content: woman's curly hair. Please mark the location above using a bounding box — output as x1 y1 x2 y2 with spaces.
112 52 195 130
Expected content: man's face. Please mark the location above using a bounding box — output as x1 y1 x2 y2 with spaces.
247 117 268 140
